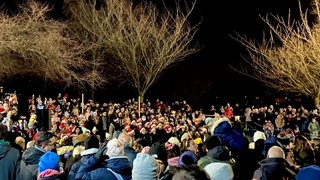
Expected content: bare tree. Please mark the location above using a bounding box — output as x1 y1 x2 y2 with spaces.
0 1 106 90
232 0 320 106
66 0 201 101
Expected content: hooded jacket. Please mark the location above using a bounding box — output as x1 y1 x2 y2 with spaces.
253 157 296 180
0 140 21 180
68 148 98 180
18 145 46 180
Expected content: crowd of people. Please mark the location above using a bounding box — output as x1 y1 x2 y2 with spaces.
0 91 320 180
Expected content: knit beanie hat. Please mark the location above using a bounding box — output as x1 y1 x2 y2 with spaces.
149 142 168 166
84 135 99 150
38 151 60 173
106 138 124 157
132 153 159 180
179 150 198 167
205 135 221 150
204 162 234 180
296 165 320 180
167 137 181 147
253 131 266 142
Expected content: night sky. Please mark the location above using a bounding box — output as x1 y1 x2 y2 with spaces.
152 0 313 102
0 0 314 106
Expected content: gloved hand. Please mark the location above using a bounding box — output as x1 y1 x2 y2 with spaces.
94 143 107 160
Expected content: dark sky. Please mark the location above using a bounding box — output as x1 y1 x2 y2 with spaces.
0 0 313 106
151 0 313 102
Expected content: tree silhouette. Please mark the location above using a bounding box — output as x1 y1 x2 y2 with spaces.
65 0 201 101
0 1 106 90
232 0 320 107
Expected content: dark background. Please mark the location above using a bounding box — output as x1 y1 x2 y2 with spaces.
0 0 314 109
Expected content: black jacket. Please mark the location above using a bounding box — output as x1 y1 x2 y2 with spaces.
253 157 296 180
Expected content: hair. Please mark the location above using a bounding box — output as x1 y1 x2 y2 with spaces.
0 123 8 140
75 126 83 134
294 135 314 152
132 142 144 153
36 131 56 147
167 144 181 159
118 132 133 147
181 138 194 152
15 136 26 150
172 165 210 180
267 146 285 159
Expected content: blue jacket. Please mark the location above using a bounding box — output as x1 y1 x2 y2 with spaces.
213 119 245 153
106 157 132 180
68 148 98 180
124 146 137 168
75 156 118 180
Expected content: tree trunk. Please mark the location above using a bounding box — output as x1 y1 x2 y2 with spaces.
138 92 145 118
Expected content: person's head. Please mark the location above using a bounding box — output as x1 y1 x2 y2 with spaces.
15 136 26 150
267 146 285 159
253 131 267 142
75 126 83 134
84 135 99 150
204 135 221 150
0 123 8 140
149 142 168 175
118 132 133 147
38 151 60 174
179 151 198 167
294 135 314 151
185 139 198 153
204 162 234 180
36 131 57 151
106 138 124 157
172 165 210 180
132 153 161 180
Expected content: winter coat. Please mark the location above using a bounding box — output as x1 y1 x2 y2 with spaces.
75 156 130 180
68 148 98 180
253 157 296 180
18 145 46 180
106 157 132 180
211 118 246 154
0 140 21 180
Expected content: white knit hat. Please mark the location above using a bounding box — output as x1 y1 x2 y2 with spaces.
167 137 181 147
204 162 234 180
253 131 266 142
132 153 159 180
106 138 124 157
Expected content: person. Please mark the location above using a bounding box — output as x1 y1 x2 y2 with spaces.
67 135 99 180
76 139 132 180
204 162 234 180
172 165 210 180
18 131 56 180
198 135 234 169
0 123 21 180
37 151 61 180
118 132 137 168
132 153 160 180
252 146 296 180
148 142 169 180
